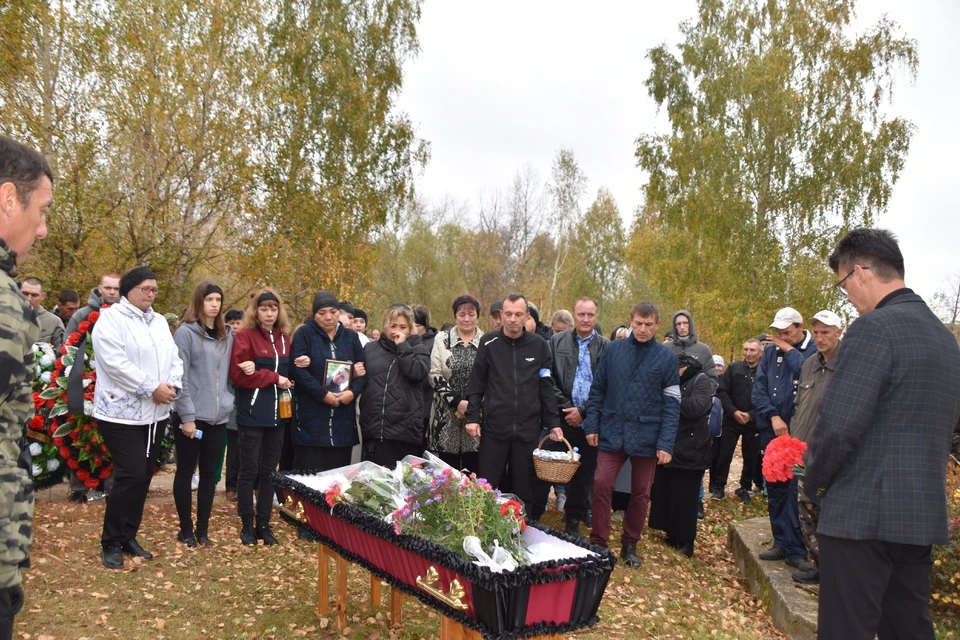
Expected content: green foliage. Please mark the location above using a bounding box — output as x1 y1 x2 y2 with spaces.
633 0 917 354
2 0 426 319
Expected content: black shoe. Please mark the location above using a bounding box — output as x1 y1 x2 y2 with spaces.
583 510 592 527
240 522 257 546
68 491 86 503
735 488 753 505
620 544 641 568
256 525 279 546
177 531 198 548
792 568 819 584
759 547 786 561
785 556 808 569
195 532 215 547
121 539 153 560
697 502 705 520
102 544 123 569
678 542 694 558
564 519 583 538
709 489 724 501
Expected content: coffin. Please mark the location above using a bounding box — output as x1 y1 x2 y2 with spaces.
274 472 616 640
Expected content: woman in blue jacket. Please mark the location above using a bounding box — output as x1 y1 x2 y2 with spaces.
290 291 366 472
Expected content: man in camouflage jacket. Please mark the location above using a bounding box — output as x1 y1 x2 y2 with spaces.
0 135 53 638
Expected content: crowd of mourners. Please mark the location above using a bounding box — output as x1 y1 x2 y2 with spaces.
4 136 960 640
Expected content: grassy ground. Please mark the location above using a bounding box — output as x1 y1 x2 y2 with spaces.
18 489 960 639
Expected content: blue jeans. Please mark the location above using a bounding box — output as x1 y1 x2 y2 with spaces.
767 476 807 560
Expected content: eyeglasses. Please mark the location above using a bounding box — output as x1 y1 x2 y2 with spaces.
137 286 160 296
835 266 869 295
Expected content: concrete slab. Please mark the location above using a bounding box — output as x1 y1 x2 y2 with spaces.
729 517 818 640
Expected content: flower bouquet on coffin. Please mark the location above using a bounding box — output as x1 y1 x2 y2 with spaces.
392 464 529 567
41 310 113 490
321 462 407 519
762 434 807 483
27 343 66 489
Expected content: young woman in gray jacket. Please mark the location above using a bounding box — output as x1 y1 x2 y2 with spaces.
173 282 234 547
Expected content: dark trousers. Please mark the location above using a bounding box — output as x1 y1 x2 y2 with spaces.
530 426 596 522
173 420 226 535
364 439 423 470
478 436 538 514
710 423 760 492
767 476 806 560
590 450 657 548
435 451 480 476
293 445 353 473
225 428 240 492
98 419 166 546
797 477 820 567
237 424 284 526
648 466 703 546
0 585 24 640
818 534 934 640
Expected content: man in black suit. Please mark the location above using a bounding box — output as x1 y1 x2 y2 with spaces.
806 228 960 640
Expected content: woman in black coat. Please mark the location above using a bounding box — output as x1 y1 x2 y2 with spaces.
648 352 713 557
359 304 431 468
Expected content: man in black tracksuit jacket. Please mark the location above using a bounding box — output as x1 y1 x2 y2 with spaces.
466 294 561 518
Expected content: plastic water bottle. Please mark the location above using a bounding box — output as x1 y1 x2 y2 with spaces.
179 424 203 439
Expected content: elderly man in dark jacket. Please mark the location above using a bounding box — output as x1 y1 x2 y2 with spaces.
583 301 681 568
710 338 762 503
806 229 960 640
544 297 609 536
752 306 816 567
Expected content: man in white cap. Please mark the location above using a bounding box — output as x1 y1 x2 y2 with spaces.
788 309 843 585
752 306 817 568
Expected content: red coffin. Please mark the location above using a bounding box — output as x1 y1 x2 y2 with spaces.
275 473 615 640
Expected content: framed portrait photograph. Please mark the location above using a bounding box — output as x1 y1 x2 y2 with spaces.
324 359 353 393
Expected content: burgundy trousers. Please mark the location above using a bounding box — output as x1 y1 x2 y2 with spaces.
589 449 658 548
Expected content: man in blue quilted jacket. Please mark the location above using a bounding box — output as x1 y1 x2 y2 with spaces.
583 301 681 568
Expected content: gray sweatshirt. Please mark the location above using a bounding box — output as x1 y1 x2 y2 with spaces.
173 321 235 425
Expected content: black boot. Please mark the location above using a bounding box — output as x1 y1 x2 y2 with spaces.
102 544 123 569
195 530 215 547
121 539 153 560
177 531 198 548
240 519 257 546
564 518 583 538
677 541 694 558
620 544 641 568
256 524 279 546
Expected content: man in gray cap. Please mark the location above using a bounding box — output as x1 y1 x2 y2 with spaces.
790 309 843 585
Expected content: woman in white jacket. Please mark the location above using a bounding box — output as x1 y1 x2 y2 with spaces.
92 266 183 570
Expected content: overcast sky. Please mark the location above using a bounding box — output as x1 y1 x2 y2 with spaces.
396 0 959 305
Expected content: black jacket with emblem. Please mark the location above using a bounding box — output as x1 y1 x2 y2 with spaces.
466 328 560 441
359 335 431 446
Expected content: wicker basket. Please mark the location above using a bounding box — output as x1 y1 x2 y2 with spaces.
532 435 580 484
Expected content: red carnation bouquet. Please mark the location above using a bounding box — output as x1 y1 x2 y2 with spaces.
762 434 807 483
39 308 113 490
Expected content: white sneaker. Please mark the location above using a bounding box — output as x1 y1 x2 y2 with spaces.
191 472 199 491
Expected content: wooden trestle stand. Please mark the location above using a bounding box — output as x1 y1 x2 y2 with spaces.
315 542 563 640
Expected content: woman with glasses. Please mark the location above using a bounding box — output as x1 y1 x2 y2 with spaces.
229 288 294 546
359 304 431 468
92 267 183 569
